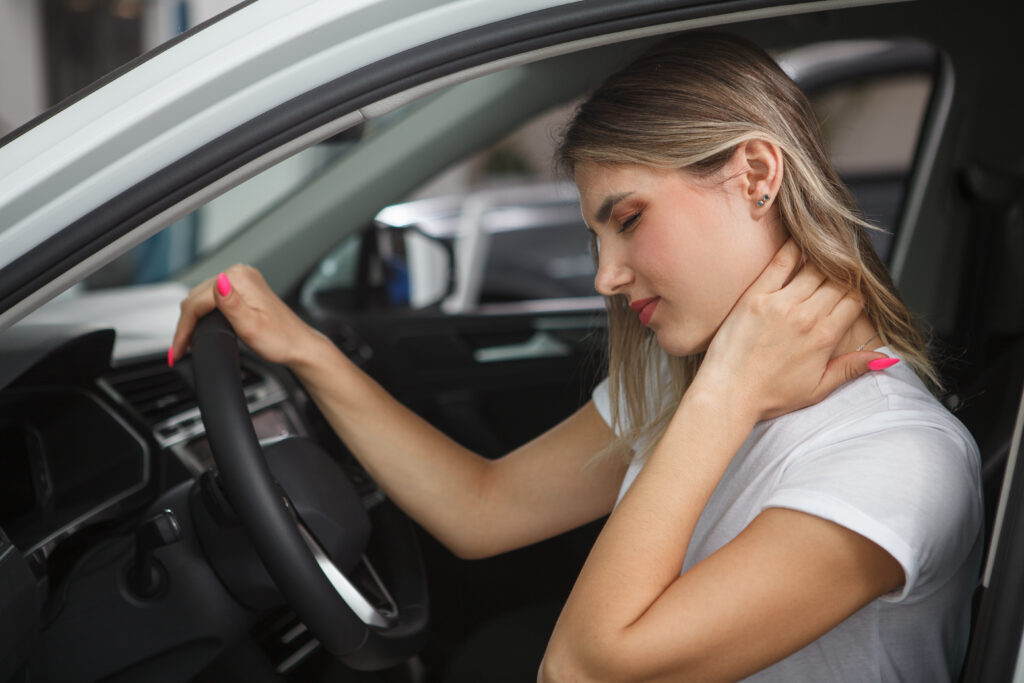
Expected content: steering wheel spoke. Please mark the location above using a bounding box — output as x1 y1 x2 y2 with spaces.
294 518 397 629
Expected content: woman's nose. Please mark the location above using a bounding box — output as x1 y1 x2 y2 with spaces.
594 246 632 296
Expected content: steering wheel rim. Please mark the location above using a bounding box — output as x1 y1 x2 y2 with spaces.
191 310 428 670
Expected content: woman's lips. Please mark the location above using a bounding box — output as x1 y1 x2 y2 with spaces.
630 297 660 325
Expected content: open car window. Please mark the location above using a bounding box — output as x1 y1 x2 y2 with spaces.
298 38 938 316
83 100 429 289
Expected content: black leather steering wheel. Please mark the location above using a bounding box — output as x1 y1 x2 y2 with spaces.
191 311 428 670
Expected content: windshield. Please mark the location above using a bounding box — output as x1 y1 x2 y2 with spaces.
72 38 930 296
83 106 419 289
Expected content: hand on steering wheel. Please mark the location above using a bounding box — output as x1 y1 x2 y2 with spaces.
171 265 325 369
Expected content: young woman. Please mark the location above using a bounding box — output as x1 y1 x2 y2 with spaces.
171 32 982 682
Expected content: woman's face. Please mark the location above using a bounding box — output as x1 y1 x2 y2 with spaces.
575 159 786 356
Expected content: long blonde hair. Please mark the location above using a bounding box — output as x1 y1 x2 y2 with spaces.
557 32 937 463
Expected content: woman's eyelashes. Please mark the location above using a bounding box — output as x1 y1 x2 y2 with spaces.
618 211 642 233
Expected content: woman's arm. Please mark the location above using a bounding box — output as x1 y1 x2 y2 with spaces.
292 331 624 558
541 392 902 682
172 265 625 560
541 241 902 681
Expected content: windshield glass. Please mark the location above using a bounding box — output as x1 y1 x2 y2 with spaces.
73 38 930 296
83 105 420 289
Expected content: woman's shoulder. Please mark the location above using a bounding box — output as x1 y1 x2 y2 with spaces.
769 347 980 473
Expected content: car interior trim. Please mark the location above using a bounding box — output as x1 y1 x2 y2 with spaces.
984 382 1024 587
962 379 1024 680
888 49 955 287
473 331 573 364
296 517 394 629
363 0 912 120
23 390 152 562
276 638 321 675
116 373 290 450
475 296 606 316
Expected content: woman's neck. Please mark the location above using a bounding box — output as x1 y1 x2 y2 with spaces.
834 313 880 359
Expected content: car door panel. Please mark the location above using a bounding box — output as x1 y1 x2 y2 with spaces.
344 308 605 458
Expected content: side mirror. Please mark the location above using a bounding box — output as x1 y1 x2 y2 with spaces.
381 225 454 309
302 223 454 313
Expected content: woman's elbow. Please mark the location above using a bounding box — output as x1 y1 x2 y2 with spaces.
443 530 507 560
539 646 590 683
541 627 706 683
540 633 625 683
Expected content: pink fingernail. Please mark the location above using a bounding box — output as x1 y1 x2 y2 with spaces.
167 347 175 368
868 357 900 371
217 273 232 297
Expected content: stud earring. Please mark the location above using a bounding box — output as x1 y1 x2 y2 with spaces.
757 194 770 208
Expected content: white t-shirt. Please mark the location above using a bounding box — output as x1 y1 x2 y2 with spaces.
592 349 983 682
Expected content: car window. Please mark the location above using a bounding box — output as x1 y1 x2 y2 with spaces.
478 205 596 304
84 102 427 289
301 103 596 314
72 36 934 307
304 40 935 315
808 72 932 261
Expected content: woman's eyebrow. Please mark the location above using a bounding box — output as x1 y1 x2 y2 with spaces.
595 192 633 223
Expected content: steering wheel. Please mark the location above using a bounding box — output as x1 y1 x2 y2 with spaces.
191 311 428 670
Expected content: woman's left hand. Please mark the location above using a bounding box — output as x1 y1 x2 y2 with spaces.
693 239 888 422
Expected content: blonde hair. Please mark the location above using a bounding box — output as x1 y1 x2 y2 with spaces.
557 32 938 463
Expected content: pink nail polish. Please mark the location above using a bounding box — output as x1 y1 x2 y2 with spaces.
167 347 175 368
868 357 900 371
217 273 231 297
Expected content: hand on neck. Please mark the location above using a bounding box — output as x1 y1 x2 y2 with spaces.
834 314 880 359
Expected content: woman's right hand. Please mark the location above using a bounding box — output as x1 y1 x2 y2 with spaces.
169 264 326 368
691 239 884 423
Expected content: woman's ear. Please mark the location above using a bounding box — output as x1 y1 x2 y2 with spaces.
734 139 784 213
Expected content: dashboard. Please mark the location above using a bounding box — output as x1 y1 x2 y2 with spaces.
0 283 390 681
0 384 149 560
0 317 310 572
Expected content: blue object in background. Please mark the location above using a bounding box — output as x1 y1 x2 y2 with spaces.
386 257 410 306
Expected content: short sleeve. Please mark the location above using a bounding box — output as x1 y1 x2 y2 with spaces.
590 375 660 456
764 418 982 602
591 352 673 438
592 377 615 432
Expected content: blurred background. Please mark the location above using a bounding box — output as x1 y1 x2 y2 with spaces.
0 0 241 137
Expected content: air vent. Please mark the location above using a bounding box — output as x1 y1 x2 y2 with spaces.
99 358 289 450
102 363 196 425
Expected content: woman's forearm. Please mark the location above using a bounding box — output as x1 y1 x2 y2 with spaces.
171 266 619 559
285 332 497 559
543 386 758 681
